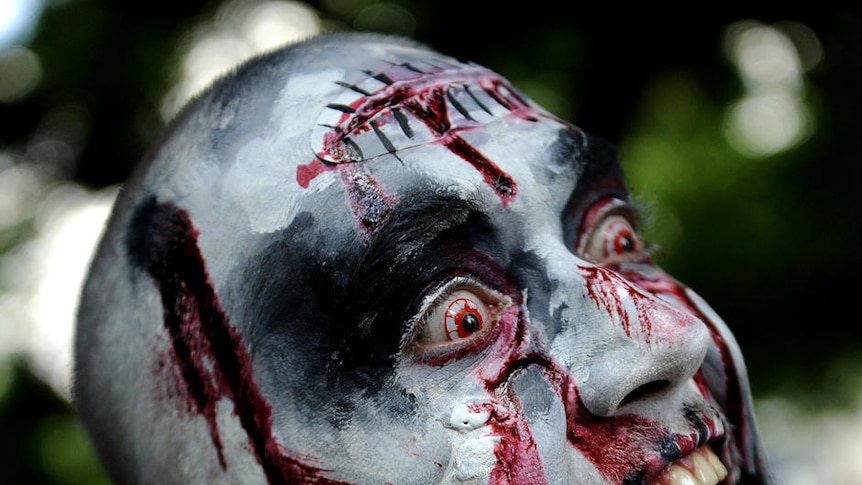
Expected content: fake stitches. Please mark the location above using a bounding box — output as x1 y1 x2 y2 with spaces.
297 57 540 207
128 198 352 485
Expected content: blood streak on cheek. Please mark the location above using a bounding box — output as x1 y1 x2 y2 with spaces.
615 265 752 468
130 199 352 485
562 376 670 483
464 401 546 485
473 304 672 484
463 306 545 484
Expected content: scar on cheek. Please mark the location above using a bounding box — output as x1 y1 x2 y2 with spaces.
127 197 353 485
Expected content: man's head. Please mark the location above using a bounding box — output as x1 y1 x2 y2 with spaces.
75 32 770 484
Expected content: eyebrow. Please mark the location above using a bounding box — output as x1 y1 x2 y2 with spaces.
362 189 484 269
550 125 590 172
343 189 487 319
323 190 497 371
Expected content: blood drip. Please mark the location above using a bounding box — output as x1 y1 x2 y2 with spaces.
136 201 352 485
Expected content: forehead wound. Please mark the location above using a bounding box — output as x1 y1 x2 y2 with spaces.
310 56 538 163
300 50 555 207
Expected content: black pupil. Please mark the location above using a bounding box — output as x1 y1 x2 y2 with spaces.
461 313 481 333
619 234 635 252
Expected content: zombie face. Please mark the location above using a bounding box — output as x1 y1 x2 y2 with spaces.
74 33 770 484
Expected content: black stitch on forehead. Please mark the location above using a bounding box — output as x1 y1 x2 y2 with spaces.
300 52 556 206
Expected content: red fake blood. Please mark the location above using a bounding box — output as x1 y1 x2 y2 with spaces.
476 326 666 484
296 64 521 206
297 159 337 188
453 401 544 485
618 264 752 463
615 264 754 472
449 305 546 484
402 88 517 206
579 265 636 337
137 200 351 485
562 376 663 482
470 262 729 484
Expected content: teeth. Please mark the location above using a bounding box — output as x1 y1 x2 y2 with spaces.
691 451 718 483
650 446 728 485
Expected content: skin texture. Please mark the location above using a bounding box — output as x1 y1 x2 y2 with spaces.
74 32 771 484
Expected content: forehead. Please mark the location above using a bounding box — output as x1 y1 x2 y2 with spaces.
156 36 623 264
298 50 592 222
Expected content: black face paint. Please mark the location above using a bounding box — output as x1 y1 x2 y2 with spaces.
126 198 356 484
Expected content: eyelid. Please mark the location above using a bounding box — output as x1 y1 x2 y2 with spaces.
576 197 647 263
403 276 511 358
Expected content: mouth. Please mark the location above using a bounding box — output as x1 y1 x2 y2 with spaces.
649 444 728 485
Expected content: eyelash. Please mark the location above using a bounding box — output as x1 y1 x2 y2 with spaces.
406 276 510 361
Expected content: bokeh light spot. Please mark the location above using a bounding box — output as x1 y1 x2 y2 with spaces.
725 92 810 157
0 183 118 400
242 1 321 51
0 0 42 49
723 20 818 157
0 45 42 103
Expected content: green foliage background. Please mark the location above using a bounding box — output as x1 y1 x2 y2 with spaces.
2 1 860 482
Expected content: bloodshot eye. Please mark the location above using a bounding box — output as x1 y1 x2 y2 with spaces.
439 291 487 341
409 278 511 360
577 198 647 264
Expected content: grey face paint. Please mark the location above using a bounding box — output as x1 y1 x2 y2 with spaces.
74 32 770 485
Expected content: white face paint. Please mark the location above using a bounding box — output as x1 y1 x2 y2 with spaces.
74 32 770 485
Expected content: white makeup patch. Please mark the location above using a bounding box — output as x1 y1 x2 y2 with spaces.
441 401 500 484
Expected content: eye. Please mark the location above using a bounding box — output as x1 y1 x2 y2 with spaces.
421 290 489 344
577 198 647 264
408 277 510 360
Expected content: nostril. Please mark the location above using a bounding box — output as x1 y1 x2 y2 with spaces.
619 380 670 407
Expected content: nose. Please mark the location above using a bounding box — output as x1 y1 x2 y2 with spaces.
574 270 711 417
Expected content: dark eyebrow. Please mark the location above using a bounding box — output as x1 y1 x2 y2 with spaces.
361 190 483 272
323 189 496 375
561 133 631 243
550 125 590 171
343 189 486 323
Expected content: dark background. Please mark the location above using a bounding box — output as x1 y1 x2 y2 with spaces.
2 1 860 483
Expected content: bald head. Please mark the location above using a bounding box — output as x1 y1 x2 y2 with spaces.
74 32 770 484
